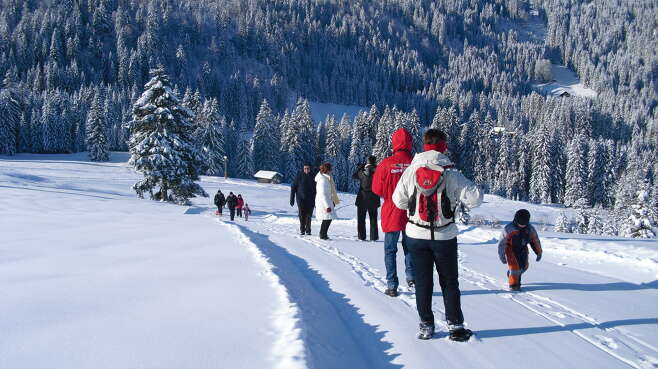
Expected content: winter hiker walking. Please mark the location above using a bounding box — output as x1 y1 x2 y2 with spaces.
498 209 543 291
214 189 226 216
315 163 340 240
290 163 317 235
393 128 483 341
244 204 252 221
372 128 416 297
236 194 245 218
226 192 238 221
353 156 381 241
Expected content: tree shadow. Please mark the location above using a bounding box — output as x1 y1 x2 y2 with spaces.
0 184 115 200
234 224 402 369
476 318 658 339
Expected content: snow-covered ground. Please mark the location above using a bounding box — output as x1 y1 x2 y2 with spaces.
535 65 598 98
2 153 657 369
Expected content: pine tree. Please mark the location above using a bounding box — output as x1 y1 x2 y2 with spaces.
564 134 589 207
86 92 110 162
530 126 555 204
290 98 316 167
622 179 657 238
348 111 372 192
574 198 590 234
373 106 394 161
196 98 226 176
554 212 571 233
127 66 207 205
587 208 604 235
252 99 280 172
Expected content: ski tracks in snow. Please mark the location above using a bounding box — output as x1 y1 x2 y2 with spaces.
227 212 658 368
457 258 658 369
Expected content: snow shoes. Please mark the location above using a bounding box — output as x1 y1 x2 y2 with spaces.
417 322 435 340
384 288 398 297
448 327 473 342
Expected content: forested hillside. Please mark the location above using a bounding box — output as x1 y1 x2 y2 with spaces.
0 0 656 235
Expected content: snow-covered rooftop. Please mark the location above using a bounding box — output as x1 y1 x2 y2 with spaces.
254 170 282 179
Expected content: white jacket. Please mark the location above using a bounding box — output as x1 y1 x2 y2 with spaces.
392 150 483 240
315 172 340 220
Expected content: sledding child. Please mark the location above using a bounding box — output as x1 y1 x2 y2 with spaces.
244 204 252 221
498 209 543 291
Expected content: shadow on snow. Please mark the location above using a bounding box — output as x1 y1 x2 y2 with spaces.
234 224 402 369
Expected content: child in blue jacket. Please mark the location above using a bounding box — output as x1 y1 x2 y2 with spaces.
498 209 543 291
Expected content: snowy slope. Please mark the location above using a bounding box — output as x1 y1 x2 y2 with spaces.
2 153 657 369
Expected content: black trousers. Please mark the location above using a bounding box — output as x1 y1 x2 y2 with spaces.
216 205 223 214
298 203 314 234
407 237 463 326
357 206 379 240
237 208 243 217
320 220 332 239
229 207 236 221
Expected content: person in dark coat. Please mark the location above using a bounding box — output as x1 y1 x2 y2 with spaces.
353 156 381 241
226 192 238 221
213 190 226 215
290 163 317 235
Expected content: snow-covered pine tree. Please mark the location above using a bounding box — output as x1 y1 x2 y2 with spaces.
290 98 316 167
564 134 589 207
196 98 226 176
574 198 590 234
127 66 207 205
252 99 280 172
236 133 254 179
621 179 657 238
315 119 327 167
554 212 571 233
405 109 422 154
601 215 618 236
279 110 296 181
365 104 379 148
587 139 608 207
529 125 555 204
86 92 110 162
373 106 394 161
333 113 352 191
587 208 604 235
0 89 21 155
348 111 372 192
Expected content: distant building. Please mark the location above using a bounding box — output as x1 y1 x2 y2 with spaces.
559 91 571 97
254 170 283 184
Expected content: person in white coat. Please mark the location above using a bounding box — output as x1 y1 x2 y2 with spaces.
392 129 483 342
315 163 340 240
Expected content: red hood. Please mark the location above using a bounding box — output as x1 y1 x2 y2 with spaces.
392 128 412 153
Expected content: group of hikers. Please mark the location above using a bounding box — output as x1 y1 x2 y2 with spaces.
213 191 251 221
289 128 544 341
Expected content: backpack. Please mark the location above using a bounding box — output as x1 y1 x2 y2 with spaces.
407 166 455 240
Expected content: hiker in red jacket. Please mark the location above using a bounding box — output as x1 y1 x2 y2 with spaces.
236 194 244 218
372 128 415 297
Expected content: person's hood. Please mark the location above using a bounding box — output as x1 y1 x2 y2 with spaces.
411 150 454 169
392 128 412 153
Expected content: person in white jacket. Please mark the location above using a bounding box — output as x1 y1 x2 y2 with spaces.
315 163 340 240
392 129 483 342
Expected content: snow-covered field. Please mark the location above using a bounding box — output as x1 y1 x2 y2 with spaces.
2 153 657 369
535 65 598 98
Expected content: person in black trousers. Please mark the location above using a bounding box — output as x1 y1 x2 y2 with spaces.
290 163 316 235
353 156 381 241
225 192 238 221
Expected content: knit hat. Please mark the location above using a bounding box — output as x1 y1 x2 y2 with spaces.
514 209 531 226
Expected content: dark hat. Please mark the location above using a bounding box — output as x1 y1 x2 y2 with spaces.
514 209 531 226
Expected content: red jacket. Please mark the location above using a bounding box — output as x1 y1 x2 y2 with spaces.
372 128 413 232
237 197 244 209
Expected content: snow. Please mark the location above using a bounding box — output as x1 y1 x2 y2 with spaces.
535 65 598 98
2 153 658 368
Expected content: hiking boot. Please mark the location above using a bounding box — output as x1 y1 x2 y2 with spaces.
448 326 473 342
306 231 312 235
407 280 416 289
418 322 435 340
509 284 521 292
384 288 398 297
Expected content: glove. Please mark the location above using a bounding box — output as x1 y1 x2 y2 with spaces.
536 253 542 262
326 208 332 213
